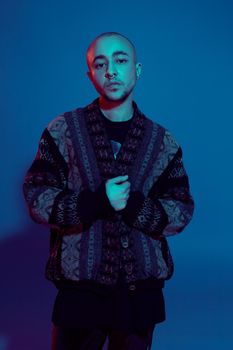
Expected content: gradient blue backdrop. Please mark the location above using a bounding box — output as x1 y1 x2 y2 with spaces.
0 0 232 349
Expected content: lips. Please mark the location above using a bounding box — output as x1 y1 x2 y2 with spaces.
106 82 121 88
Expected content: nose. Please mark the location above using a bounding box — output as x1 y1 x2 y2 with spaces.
105 71 116 79
105 62 117 79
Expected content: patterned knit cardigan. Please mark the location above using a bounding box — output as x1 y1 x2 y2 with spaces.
23 98 194 287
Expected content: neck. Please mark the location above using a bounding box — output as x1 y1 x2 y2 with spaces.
98 96 134 122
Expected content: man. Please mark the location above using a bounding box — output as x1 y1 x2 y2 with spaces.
23 32 194 350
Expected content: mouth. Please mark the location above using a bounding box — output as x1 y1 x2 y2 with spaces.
106 82 121 87
106 83 122 90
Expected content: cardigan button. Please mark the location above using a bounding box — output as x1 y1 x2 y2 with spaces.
129 284 136 291
124 263 133 275
120 235 129 248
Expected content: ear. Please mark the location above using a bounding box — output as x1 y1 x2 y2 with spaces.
136 63 142 79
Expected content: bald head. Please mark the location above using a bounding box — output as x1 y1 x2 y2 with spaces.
86 32 137 70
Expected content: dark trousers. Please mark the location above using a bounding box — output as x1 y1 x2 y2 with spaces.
51 325 155 350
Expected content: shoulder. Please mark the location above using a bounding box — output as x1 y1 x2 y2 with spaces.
45 106 84 138
47 115 66 135
37 107 82 154
144 113 181 154
135 101 180 150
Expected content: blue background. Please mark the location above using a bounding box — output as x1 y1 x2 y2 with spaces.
0 0 232 349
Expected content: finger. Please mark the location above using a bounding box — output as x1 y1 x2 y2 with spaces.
123 181 131 191
123 187 130 195
112 175 128 184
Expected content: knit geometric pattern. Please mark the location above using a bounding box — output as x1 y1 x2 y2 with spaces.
23 98 194 286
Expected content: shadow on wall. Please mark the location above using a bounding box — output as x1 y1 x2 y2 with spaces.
0 224 57 350
0 225 109 350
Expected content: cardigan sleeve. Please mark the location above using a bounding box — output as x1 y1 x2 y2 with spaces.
121 146 194 239
23 127 115 232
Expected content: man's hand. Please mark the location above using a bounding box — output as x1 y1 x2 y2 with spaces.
105 175 131 211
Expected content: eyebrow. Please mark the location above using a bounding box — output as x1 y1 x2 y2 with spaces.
92 51 129 64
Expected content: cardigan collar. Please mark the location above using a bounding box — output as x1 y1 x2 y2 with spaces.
85 98 146 180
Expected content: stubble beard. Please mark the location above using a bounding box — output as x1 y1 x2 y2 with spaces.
102 84 135 103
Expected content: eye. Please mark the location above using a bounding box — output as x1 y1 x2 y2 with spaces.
94 63 106 69
116 59 128 64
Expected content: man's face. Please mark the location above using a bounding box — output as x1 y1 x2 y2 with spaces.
87 35 141 102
